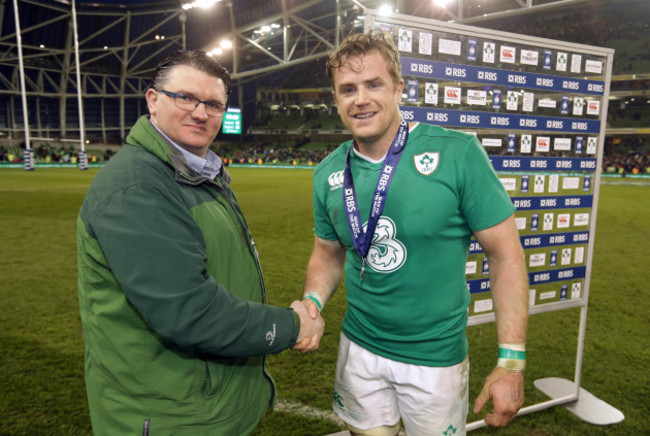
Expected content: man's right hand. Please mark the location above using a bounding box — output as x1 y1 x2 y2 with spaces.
290 300 324 353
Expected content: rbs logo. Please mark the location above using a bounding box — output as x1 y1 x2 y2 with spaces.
400 110 415 121
410 63 433 74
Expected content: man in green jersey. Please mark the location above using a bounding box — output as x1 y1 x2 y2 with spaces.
296 31 529 435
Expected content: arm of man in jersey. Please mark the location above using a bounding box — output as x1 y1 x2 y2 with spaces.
293 236 346 353
473 214 529 427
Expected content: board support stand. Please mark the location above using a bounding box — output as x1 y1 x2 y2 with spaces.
534 377 624 425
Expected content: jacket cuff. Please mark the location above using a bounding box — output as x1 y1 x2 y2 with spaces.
288 308 300 347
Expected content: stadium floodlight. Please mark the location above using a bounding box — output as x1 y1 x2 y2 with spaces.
182 0 221 10
220 39 232 49
377 4 394 16
433 0 452 7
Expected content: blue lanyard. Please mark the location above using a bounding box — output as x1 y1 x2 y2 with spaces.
343 120 409 279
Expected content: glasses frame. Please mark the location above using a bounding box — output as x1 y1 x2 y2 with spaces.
156 89 228 118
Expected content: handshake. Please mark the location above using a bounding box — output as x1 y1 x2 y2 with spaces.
290 298 324 353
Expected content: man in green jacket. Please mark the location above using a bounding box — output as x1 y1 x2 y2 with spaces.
77 50 324 436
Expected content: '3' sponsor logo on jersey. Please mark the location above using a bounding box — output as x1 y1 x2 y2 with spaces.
363 216 407 273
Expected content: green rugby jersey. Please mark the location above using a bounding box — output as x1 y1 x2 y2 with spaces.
313 123 515 367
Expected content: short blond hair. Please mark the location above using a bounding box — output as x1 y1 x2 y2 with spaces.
326 30 401 87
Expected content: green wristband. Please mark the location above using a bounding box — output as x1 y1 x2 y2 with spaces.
303 292 323 312
498 347 526 360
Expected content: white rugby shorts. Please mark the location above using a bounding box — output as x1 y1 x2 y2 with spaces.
333 333 469 436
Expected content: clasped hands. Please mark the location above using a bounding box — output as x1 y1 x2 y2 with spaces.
290 299 324 353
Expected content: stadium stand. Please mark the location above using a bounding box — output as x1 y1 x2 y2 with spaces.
239 0 650 172
0 0 647 173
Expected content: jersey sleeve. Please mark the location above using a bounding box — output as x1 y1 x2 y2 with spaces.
458 135 515 231
312 171 340 242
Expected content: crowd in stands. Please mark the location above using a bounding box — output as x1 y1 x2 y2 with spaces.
3 138 649 175
0 143 112 164
602 137 650 175
218 139 337 167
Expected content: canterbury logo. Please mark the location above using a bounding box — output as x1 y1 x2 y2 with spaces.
266 323 276 346
328 170 344 190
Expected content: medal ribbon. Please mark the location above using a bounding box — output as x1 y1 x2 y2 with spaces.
343 119 409 269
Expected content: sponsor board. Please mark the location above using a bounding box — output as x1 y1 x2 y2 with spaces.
543 213 554 231
571 54 582 73
398 29 413 52
538 98 557 109
554 137 572 151
585 59 603 74
587 100 600 115
482 138 502 147
439 38 461 56
574 213 589 226
562 177 580 190
571 282 582 299
500 177 517 191
467 89 488 105
500 45 516 63
425 82 438 104
468 39 478 61
521 49 539 66
548 174 559 193
444 86 461 104
483 42 496 63
536 136 550 152
401 58 605 95
534 175 546 193
557 213 571 228
529 253 546 267
419 32 433 55
515 217 527 230
474 299 494 313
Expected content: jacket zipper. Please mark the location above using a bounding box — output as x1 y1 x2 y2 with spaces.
177 170 275 406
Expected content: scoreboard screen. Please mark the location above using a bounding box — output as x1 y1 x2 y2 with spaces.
222 107 241 134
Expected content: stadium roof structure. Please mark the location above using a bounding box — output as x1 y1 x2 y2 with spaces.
0 0 626 141
1 0 597 85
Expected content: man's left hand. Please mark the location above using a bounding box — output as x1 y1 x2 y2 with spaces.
473 367 524 427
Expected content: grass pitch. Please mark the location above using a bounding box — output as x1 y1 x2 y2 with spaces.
0 167 647 435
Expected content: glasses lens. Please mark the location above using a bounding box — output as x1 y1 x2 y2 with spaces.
167 91 225 117
173 94 199 111
205 104 226 117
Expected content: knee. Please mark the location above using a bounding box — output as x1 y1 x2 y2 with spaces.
348 422 401 436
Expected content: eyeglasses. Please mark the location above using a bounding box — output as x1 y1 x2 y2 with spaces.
156 89 227 117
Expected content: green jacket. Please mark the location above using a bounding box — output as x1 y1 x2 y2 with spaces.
77 116 300 435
